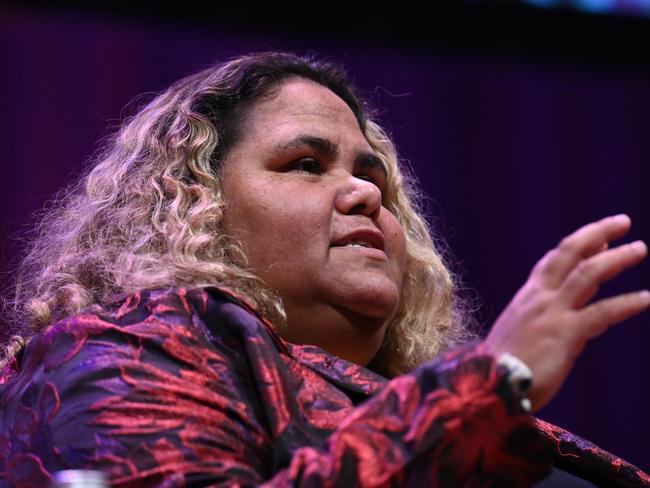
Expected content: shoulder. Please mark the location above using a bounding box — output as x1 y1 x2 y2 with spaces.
0 285 277 485
2 284 286 404
101 284 264 329
102 285 281 342
33 285 280 367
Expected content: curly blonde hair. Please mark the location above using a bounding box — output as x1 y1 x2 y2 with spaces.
1 51 480 377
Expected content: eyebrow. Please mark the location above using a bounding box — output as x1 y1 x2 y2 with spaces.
271 134 388 179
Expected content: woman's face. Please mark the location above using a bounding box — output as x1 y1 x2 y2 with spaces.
221 77 407 366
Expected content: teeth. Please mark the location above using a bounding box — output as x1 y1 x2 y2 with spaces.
343 240 371 248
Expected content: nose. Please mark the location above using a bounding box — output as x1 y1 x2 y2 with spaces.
335 174 382 218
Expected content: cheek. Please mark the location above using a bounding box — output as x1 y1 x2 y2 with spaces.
222 186 275 262
223 185 327 268
384 215 408 279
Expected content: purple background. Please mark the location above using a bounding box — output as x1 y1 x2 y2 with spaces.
1 4 649 471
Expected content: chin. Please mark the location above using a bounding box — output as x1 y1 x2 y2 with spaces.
342 285 401 319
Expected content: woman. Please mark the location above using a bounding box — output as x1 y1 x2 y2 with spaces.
0 51 648 487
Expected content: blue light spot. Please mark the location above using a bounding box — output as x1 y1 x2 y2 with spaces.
572 0 615 13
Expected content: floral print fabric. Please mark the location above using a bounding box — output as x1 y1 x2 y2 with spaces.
0 286 648 487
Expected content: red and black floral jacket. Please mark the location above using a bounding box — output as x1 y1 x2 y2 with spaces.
0 286 648 487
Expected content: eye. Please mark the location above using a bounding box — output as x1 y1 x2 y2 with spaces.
287 158 323 174
355 174 378 185
286 159 387 197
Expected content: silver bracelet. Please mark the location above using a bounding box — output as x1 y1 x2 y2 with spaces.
496 352 533 413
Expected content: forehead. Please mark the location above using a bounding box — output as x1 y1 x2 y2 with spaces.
254 78 354 117
240 78 368 146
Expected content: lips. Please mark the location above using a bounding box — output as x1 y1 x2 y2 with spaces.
330 229 386 252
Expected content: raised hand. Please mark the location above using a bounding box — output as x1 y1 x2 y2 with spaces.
484 214 649 413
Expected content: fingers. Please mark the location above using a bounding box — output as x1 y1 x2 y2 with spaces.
531 214 632 289
577 290 650 341
558 240 648 309
596 242 609 253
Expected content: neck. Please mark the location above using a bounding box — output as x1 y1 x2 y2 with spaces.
278 300 387 367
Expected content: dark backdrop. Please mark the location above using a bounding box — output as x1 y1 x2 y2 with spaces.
1 3 648 471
